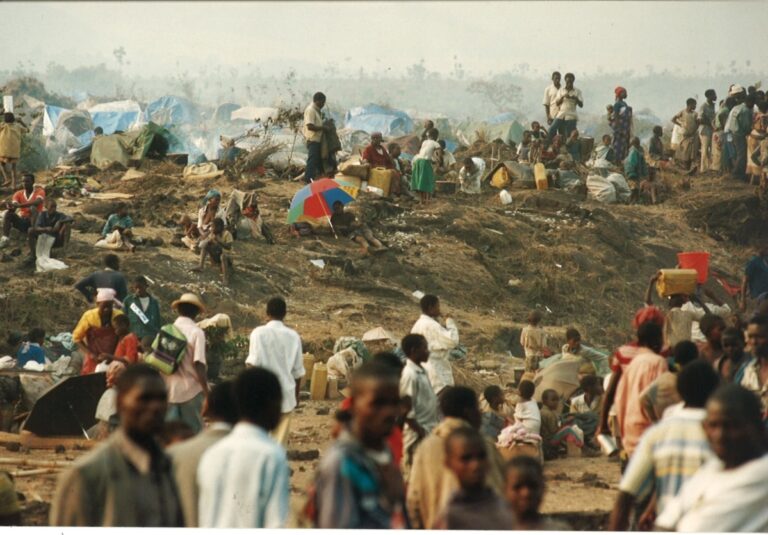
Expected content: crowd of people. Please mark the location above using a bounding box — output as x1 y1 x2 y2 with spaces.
1 261 766 531
0 76 767 530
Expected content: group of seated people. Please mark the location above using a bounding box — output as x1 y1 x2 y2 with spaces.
0 173 73 267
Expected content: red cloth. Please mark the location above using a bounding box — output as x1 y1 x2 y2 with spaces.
114 332 140 364
12 188 45 219
80 325 118 375
632 306 665 329
361 145 394 169
339 397 403 464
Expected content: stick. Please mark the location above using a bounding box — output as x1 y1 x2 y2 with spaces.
11 468 61 477
0 458 73 468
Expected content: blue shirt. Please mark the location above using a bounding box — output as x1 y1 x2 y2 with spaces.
102 213 133 237
745 256 768 299
17 343 46 367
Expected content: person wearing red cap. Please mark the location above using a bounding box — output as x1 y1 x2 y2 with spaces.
608 87 632 162
596 306 665 446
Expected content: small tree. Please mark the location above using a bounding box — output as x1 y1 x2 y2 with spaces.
467 80 522 114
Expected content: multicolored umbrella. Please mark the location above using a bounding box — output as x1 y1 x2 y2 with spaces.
287 178 359 225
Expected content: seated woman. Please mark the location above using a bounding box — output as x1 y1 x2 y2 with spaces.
96 202 135 252
196 189 226 247
330 201 386 254
72 288 122 375
191 217 233 285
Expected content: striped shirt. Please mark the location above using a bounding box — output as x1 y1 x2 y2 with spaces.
619 408 713 515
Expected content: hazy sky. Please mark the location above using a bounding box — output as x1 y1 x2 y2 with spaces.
2 1 766 78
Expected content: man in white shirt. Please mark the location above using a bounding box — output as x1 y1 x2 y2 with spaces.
655 384 768 532
167 293 209 434
245 296 305 445
411 294 459 395
303 91 326 184
197 367 289 528
168 380 237 527
542 71 561 134
551 73 583 142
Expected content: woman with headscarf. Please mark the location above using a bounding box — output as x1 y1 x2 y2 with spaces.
197 190 225 237
608 87 633 163
72 288 123 375
595 305 665 439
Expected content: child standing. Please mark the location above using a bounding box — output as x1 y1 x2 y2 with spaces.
520 311 549 373
514 380 541 434
399 334 440 472
433 427 517 530
540 389 563 460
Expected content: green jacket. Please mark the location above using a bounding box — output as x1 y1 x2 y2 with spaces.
123 294 163 340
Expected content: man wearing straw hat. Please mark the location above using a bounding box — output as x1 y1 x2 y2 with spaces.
167 293 209 434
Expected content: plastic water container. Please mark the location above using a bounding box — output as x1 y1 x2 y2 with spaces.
534 163 548 190
367 167 392 196
656 269 698 298
677 251 710 284
301 353 315 389
310 363 328 400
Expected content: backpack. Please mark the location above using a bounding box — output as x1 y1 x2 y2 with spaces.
143 324 188 375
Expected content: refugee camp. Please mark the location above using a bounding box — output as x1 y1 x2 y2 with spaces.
0 0 767 531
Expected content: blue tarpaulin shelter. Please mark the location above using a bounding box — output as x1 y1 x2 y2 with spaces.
344 104 414 137
146 95 200 126
42 105 68 136
87 101 144 135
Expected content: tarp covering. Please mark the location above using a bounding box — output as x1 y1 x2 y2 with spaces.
146 95 200 126
230 106 279 123
455 118 525 146
88 100 144 134
90 122 171 169
344 104 414 137
214 103 241 122
42 105 68 137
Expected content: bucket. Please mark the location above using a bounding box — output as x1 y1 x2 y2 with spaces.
677 251 710 284
597 434 618 456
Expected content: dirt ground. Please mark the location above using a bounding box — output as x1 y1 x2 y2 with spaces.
0 158 764 527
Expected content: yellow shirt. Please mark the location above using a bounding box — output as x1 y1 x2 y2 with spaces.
72 308 123 343
303 103 323 143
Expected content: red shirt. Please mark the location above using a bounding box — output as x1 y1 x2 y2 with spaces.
114 332 140 364
339 397 403 465
12 188 45 219
361 145 395 169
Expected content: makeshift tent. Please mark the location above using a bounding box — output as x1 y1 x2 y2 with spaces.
146 95 200 126
214 103 241 122
230 106 279 123
455 117 525 146
344 104 414 137
42 105 68 137
88 100 144 134
90 122 171 169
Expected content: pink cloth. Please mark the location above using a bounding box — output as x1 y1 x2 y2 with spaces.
614 348 669 456
163 316 207 404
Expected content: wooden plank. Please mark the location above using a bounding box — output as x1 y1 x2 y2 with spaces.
11 468 61 477
8 431 99 451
